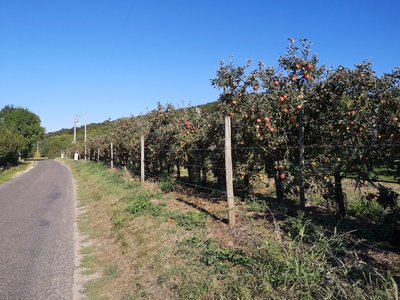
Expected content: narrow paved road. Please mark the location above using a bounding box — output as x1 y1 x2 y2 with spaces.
0 160 75 299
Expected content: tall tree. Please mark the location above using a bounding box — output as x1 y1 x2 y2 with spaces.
0 105 45 158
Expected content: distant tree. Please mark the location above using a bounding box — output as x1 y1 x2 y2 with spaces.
0 105 45 158
0 127 24 169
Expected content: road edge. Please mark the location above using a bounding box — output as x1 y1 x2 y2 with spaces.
55 159 93 300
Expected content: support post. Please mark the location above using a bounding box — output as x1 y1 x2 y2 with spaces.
110 142 114 169
299 88 306 209
141 135 145 184
225 116 235 227
84 114 87 160
73 115 77 144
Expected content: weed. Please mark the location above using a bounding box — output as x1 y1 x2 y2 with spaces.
282 211 324 242
174 211 206 230
245 195 266 213
111 212 128 228
201 240 250 266
124 197 164 217
179 236 204 248
125 198 152 215
347 199 385 222
159 173 175 192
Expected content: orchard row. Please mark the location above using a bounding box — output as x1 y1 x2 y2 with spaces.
67 40 400 218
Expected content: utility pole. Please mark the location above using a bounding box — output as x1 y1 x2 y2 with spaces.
73 115 79 160
73 115 78 144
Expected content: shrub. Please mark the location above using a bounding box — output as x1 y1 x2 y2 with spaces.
159 173 175 192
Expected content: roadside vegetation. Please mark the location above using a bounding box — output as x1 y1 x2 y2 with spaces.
68 160 399 300
46 39 399 298
0 161 33 184
0 105 45 170
46 39 400 223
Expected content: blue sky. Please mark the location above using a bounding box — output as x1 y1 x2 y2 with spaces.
1 0 399 133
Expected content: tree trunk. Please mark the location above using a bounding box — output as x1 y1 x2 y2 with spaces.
202 167 207 184
194 165 201 183
217 168 225 188
167 164 171 175
334 171 346 219
188 166 193 182
177 163 181 179
274 175 284 201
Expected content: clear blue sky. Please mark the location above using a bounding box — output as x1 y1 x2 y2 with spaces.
1 0 399 133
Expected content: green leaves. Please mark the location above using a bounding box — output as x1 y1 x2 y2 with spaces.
0 105 45 168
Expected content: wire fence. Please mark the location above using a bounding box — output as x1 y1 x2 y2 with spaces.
128 153 397 255
79 116 399 255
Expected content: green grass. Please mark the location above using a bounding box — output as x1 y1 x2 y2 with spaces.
373 166 398 182
64 159 399 300
80 245 96 255
81 255 99 276
0 161 33 184
347 198 385 222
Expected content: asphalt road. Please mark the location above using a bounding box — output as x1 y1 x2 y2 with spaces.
0 160 75 299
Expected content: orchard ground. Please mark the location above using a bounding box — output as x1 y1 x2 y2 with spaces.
68 159 399 300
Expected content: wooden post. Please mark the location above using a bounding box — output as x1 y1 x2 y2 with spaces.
299 88 306 209
225 116 235 227
110 142 114 169
141 135 145 184
97 148 100 161
84 114 87 160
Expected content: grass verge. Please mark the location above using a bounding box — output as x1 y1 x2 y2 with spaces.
0 161 33 184
66 159 399 300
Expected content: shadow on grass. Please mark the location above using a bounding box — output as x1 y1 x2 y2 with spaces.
251 191 400 254
175 197 229 225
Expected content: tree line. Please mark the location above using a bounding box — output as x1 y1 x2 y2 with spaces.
47 39 400 218
0 105 45 169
